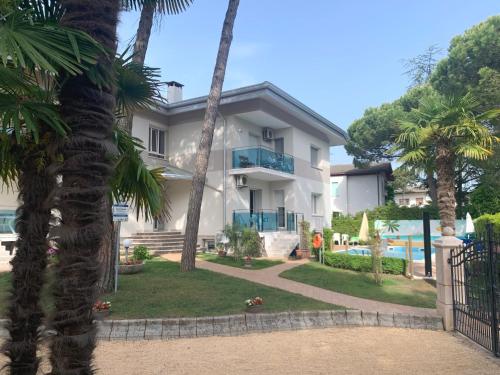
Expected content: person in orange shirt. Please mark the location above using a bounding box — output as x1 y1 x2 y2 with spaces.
312 231 323 260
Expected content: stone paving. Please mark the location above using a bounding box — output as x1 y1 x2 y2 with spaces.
0 310 443 342
164 254 438 316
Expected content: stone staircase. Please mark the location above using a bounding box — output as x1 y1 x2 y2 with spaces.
261 232 300 258
122 231 191 255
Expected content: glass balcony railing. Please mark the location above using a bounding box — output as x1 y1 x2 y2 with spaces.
0 210 16 234
232 210 298 232
232 146 294 174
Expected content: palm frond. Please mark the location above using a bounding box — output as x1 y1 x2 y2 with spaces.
114 50 165 116
0 8 102 76
455 143 493 160
19 0 65 23
111 126 170 221
0 66 67 143
122 0 194 14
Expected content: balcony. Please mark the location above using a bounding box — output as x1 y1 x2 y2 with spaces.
231 147 294 179
0 210 15 234
233 210 298 232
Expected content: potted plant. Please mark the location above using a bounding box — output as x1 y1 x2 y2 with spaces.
93 300 111 320
118 245 150 274
243 255 252 268
245 296 264 313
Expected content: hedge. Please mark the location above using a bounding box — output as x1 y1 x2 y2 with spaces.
474 213 500 235
331 203 440 237
323 251 406 275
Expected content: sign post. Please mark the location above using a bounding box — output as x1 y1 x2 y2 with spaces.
112 203 129 293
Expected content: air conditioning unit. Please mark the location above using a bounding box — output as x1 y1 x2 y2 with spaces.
235 174 248 188
262 127 274 141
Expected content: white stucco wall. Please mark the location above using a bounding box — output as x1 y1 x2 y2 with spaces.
330 173 386 216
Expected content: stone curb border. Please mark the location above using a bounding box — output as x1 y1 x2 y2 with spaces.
0 310 443 341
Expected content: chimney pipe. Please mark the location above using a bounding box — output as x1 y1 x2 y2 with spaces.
166 81 183 103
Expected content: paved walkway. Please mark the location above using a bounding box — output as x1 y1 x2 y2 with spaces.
163 254 438 316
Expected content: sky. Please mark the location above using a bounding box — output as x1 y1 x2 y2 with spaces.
117 0 499 165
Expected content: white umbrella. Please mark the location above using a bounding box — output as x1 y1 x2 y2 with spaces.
359 212 370 242
465 212 475 234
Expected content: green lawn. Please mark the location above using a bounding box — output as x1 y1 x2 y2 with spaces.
198 253 284 270
1 260 341 319
280 262 436 308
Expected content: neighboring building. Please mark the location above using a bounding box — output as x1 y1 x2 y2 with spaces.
330 163 393 216
394 187 431 207
1 81 347 258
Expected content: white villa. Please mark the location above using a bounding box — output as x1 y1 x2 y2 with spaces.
0 81 347 258
330 163 393 216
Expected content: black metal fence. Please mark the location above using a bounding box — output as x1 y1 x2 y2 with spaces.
450 224 499 356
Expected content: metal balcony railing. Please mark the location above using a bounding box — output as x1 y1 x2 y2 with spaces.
232 146 294 174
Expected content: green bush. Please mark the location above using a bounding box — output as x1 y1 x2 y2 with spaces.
323 227 333 250
331 203 440 237
133 245 153 261
323 251 406 275
241 228 262 257
474 213 500 235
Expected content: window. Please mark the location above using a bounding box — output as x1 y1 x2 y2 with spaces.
310 146 319 168
149 127 166 157
311 193 322 215
416 197 424 206
398 198 410 206
331 182 339 197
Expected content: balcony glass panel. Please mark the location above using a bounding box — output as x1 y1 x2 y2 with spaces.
0 210 16 234
233 210 297 232
232 146 294 174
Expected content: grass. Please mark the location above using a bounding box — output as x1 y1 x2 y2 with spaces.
0 260 341 319
280 262 436 308
198 253 284 270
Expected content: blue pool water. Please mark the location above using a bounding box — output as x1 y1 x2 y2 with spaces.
338 246 435 261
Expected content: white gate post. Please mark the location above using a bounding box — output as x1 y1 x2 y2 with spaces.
433 227 462 331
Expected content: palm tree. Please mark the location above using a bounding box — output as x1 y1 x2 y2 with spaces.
97 51 169 292
48 0 121 373
181 0 239 272
394 92 499 234
123 0 194 66
0 3 104 373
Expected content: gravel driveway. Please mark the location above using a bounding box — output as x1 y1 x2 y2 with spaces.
1 327 498 374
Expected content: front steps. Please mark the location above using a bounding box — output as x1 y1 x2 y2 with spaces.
122 231 201 255
261 232 300 258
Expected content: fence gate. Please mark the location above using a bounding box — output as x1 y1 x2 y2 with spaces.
450 225 499 356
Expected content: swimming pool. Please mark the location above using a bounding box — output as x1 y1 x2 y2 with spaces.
338 246 435 261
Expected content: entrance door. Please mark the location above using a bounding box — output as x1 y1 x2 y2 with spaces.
274 190 285 229
274 138 284 154
250 189 262 214
250 189 262 230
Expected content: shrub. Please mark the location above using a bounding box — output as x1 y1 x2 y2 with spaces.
133 245 152 261
323 227 333 250
474 213 500 235
323 251 406 275
241 228 262 257
331 203 440 237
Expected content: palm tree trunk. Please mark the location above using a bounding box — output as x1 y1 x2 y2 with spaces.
97 197 117 293
426 171 438 203
180 0 240 272
132 0 155 66
49 1 119 373
435 143 456 234
3 147 55 375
